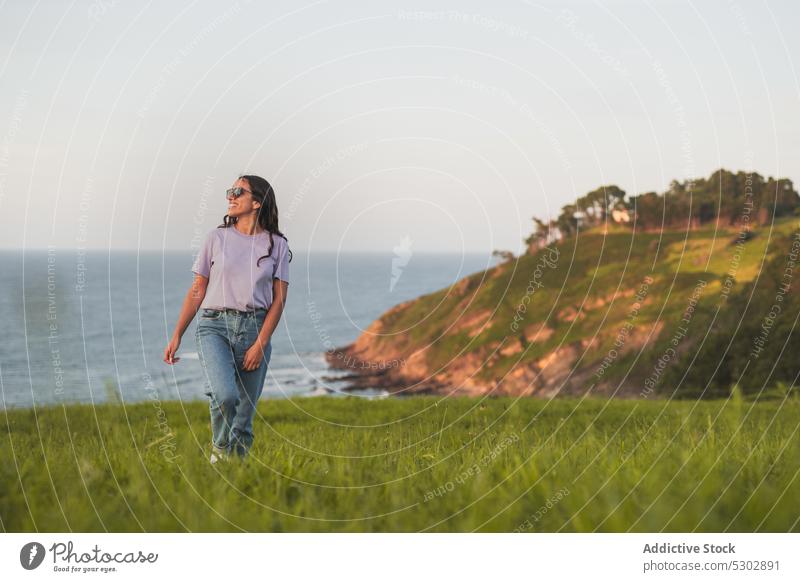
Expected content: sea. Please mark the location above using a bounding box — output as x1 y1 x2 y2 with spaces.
0 249 500 408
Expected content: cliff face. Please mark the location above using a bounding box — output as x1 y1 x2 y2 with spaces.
325 319 663 398
326 219 800 398
325 299 447 395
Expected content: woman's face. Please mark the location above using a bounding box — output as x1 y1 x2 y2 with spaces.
226 178 261 218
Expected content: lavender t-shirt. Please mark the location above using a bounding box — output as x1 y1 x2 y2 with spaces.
191 226 290 311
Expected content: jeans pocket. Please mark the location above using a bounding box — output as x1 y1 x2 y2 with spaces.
200 308 222 320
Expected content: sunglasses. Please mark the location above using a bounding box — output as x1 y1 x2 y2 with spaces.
226 187 253 199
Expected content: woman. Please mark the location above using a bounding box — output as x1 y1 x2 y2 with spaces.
163 175 291 463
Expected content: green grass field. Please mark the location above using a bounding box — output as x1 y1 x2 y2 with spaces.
2 395 798 532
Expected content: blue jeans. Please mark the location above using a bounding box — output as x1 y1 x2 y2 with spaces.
195 308 273 458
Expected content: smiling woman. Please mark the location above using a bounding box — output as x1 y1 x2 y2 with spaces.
163 174 292 462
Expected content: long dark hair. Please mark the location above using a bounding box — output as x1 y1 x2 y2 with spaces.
218 174 293 268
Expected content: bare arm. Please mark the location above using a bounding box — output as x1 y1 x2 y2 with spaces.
173 274 209 338
164 274 208 364
256 278 288 346
242 278 288 371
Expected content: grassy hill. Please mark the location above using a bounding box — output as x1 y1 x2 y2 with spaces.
329 216 800 398
2 396 798 532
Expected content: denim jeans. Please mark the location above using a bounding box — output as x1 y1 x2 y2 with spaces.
195 308 272 458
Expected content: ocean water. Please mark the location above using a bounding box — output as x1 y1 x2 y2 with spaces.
0 249 499 408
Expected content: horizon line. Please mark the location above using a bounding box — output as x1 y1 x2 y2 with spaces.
0 246 507 255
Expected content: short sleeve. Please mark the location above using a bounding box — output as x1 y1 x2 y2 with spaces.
273 237 290 284
191 231 214 277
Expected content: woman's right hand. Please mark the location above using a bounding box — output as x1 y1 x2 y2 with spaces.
164 336 181 365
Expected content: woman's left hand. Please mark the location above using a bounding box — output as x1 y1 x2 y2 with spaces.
243 340 268 371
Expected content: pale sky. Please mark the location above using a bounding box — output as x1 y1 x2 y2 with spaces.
1 0 798 254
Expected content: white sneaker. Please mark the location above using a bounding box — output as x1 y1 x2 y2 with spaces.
209 445 230 465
